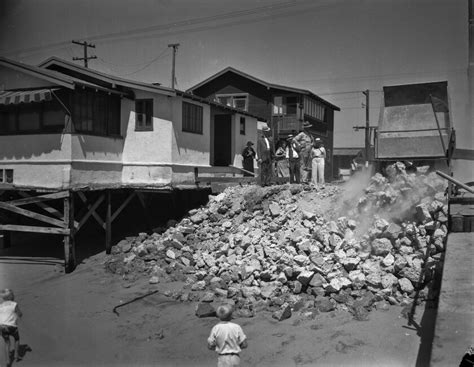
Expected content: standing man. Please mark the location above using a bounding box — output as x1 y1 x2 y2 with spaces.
286 134 301 183
294 121 314 183
311 138 326 187
241 141 256 177
257 125 274 186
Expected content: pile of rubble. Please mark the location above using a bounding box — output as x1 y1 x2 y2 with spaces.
105 162 448 321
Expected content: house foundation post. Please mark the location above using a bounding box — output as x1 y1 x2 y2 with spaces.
105 190 112 254
63 191 76 273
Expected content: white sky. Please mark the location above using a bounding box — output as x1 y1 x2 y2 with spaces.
0 0 470 149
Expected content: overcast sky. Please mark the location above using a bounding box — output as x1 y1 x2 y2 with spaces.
0 0 470 148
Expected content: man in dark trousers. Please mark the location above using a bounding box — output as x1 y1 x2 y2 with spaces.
241 141 256 177
257 126 274 186
294 121 314 183
286 134 301 183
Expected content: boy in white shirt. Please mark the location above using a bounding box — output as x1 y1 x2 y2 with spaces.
0 289 22 362
208 304 247 367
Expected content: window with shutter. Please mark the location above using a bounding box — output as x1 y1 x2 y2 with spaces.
182 101 203 134
135 99 153 131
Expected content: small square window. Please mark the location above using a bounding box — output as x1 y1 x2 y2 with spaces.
135 99 153 131
5 169 13 184
240 117 246 135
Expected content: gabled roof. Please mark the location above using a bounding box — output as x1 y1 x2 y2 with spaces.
0 57 75 89
0 57 130 96
39 57 176 97
176 90 266 121
186 66 340 111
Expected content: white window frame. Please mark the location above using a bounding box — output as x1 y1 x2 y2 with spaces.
216 93 249 111
135 99 153 131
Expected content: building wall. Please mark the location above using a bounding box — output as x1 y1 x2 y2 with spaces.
0 133 72 188
70 134 123 187
171 97 212 184
171 97 211 166
122 91 174 185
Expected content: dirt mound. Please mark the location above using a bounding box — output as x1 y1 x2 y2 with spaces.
105 163 448 321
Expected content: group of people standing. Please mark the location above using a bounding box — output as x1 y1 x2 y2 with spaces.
242 121 326 187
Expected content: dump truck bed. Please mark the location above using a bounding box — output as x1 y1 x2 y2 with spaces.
376 81 452 160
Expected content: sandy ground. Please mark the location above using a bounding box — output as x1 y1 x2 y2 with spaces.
0 236 436 367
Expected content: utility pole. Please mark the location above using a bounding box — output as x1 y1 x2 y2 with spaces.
362 89 370 165
168 43 180 89
72 40 97 68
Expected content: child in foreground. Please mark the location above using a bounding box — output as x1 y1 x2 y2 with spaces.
0 289 22 363
207 304 247 367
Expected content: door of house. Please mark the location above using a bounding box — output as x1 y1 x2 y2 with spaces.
213 114 232 166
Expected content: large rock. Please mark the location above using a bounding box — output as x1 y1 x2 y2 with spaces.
382 253 395 267
272 303 292 321
294 255 309 266
241 286 261 299
416 204 432 223
341 257 360 271
385 223 402 240
371 238 393 256
399 266 422 285
316 297 335 312
365 272 382 288
268 203 281 217
348 270 366 288
399 278 414 293
115 239 132 253
190 212 207 224
261 283 279 299
195 302 216 318
191 280 206 291
296 270 314 286
381 273 398 289
309 273 326 288
324 277 350 293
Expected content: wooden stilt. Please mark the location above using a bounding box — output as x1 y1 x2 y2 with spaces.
105 190 112 254
63 192 76 273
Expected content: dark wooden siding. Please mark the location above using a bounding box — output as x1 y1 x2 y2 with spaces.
192 72 272 120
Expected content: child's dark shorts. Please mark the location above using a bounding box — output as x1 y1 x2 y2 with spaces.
0 325 19 341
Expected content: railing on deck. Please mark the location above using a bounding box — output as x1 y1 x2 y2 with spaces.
193 165 256 185
272 115 302 135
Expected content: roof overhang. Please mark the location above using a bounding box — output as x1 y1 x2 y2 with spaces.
39 57 176 97
0 57 75 89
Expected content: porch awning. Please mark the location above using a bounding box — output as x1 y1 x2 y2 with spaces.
0 88 59 105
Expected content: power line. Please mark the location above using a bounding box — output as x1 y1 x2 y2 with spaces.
317 90 368 96
1 0 340 57
96 48 169 69
114 49 170 76
85 0 315 43
292 68 466 84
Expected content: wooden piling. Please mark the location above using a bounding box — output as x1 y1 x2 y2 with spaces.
63 191 76 273
105 190 112 254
